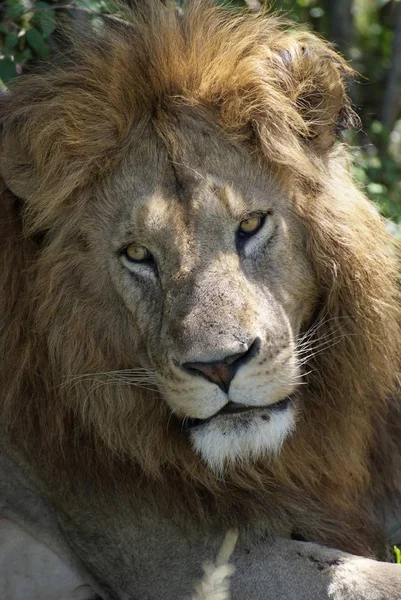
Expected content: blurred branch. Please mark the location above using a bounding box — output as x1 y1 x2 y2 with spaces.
381 1 401 132
322 0 354 58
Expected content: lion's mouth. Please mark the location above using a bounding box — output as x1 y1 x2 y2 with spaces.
183 397 291 431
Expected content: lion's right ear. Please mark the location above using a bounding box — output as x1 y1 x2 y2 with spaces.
270 34 360 154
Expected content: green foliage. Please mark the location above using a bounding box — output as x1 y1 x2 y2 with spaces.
1 0 400 222
0 0 55 81
351 120 401 224
0 1 112 83
270 0 326 24
394 545 401 563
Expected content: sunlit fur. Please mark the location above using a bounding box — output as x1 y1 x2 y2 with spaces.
1 0 401 558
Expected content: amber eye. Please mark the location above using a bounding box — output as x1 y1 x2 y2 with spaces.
123 244 151 263
238 215 263 235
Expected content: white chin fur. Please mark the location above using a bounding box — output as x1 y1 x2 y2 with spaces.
189 406 295 473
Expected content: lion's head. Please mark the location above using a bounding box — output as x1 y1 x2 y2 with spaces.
88 119 318 472
1 0 401 552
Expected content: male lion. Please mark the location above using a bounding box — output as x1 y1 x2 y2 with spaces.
1 1 401 599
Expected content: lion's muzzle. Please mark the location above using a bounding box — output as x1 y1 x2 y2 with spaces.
181 338 261 393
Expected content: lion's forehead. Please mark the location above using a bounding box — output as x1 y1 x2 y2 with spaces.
131 186 257 245
102 113 279 221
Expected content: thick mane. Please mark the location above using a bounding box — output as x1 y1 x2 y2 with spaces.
0 0 400 558
0 0 357 231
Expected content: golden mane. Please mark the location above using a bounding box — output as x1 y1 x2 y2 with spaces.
0 0 358 232
1 0 400 558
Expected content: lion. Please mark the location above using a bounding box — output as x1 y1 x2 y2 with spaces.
1 1 401 598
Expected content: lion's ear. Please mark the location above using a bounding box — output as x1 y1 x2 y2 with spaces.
0 128 40 202
0 73 124 233
0 96 77 231
272 36 360 153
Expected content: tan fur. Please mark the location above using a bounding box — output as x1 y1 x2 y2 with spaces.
0 0 400 560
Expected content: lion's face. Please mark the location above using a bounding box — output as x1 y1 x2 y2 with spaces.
80 114 317 471
2 3 400 555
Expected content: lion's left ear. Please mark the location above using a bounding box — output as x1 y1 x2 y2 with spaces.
0 72 125 234
272 35 360 153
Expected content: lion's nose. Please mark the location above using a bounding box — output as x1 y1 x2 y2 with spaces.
182 338 260 393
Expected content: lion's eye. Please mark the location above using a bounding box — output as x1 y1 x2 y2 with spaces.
123 244 151 263
238 215 264 236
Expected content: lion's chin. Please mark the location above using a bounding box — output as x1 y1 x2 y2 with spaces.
187 401 296 473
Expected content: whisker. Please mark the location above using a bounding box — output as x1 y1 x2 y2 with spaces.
296 334 347 357
296 329 360 359
57 368 159 391
296 339 345 366
57 376 160 396
296 324 348 350
297 315 351 340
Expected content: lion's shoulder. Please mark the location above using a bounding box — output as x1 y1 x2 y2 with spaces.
0 442 96 599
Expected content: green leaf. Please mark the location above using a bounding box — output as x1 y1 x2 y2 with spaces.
0 58 18 84
39 9 56 38
371 120 384 136
76 0 109 8
4 1 25 19
5 32 19 52
26 27 49 57
367 182 387 195
310 7 324 18
30 4 55 38
394 546 401 564
14 48 33 62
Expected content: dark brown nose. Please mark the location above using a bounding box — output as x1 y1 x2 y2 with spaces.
182 338 260 393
